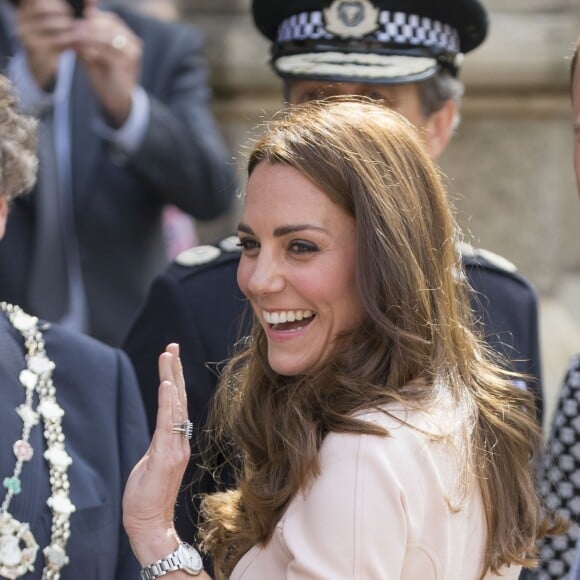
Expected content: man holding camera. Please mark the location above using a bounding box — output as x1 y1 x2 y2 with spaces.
0 0 235 346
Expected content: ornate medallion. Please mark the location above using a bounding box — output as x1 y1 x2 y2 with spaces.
0 514 39 579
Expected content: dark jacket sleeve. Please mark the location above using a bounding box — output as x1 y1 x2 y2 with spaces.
118 10 236 220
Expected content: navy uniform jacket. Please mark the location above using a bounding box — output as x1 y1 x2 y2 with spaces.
458 243 543 417
123 236 544 546
0 311 149 579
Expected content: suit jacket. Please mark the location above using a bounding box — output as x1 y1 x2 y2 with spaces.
123 237 544 547
0 309 149 579
0 3 236 346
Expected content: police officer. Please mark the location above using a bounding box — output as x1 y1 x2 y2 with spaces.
123 0 543 553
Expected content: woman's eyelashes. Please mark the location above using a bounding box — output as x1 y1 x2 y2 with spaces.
237 237 259 253
288 240 319 254
237 237 320 256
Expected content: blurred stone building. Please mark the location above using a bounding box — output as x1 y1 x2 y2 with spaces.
178 0 579 425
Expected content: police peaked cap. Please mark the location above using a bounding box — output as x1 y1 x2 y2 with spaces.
252 0 488 84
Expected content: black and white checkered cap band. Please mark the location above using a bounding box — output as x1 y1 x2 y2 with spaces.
277 10 460 55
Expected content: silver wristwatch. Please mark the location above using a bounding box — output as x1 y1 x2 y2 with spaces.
140 542 204 579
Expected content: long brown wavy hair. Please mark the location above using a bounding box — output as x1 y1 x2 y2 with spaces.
199 98 558 578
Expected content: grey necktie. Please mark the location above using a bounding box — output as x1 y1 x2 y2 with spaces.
27 52 87 330
27 113 70 321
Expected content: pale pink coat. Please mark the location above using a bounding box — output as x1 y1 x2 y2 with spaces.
231 406 521 579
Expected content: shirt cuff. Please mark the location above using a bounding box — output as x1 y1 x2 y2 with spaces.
7 51 55 116
92 86 150 155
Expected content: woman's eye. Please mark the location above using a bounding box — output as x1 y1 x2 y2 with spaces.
289 240 318 254
237 238 259 253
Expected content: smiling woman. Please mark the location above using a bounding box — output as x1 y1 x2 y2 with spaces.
123 97 563 580
198 98 562 578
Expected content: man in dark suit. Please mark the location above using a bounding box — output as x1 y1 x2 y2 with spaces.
0 71 149 579
124 0 544 548
0 310 150 579
0 0 235 346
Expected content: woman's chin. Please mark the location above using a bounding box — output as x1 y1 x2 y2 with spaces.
268 355 316 377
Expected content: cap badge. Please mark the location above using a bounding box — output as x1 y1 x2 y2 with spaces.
323 0 379 38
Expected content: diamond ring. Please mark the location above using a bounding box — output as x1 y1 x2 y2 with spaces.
111 34 128 51
171 420 193 440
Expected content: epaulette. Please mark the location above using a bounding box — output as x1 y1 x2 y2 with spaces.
457 241 518 274
168 235 242 280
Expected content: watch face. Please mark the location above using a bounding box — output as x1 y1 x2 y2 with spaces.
177 543 203 575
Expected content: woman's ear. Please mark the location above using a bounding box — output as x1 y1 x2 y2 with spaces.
422 100 457 159
0 197 8 240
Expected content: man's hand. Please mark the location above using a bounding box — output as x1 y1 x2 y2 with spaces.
15 0 76 89
73 3 142 128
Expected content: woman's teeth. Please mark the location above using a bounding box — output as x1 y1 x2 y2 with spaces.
263 310 314 324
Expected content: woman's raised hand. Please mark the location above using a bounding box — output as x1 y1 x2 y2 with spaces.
122 343 192 565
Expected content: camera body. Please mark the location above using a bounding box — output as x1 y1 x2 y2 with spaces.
67 0 85 19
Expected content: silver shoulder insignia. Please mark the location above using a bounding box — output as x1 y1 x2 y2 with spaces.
219 235 242 253
457 241 517 273
456 240 476 258
175 245 221 267
476 248 517 273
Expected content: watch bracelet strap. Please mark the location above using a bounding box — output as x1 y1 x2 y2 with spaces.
140 551 183 579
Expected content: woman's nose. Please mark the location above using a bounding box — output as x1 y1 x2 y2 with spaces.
247 254 285 296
